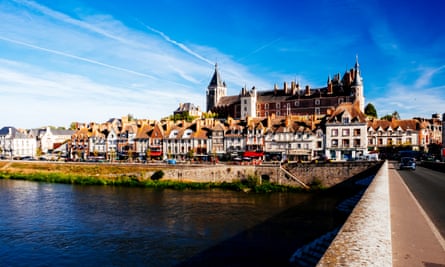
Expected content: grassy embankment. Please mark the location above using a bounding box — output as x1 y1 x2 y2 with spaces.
0 161 316 193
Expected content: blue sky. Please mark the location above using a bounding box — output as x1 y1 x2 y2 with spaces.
0 0 444 128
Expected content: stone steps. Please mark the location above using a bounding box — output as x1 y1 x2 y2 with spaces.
289 228 339 267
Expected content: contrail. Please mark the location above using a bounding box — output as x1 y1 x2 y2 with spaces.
237 38 281 62
13 0 132 46
0 36 157 80
143 24 214 66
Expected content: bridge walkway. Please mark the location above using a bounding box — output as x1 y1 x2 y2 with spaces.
389 162 445 266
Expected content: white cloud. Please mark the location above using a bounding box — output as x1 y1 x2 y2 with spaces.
0 1 272 127
414 65 445 89
371 82 445 119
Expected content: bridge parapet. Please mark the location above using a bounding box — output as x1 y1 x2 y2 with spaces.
316 161 392 266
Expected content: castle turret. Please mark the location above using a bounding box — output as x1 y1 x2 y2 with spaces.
350 56 365 112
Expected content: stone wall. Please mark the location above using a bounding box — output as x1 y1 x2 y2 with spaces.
145 161 382 188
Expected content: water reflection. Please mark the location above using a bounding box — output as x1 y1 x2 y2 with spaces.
0 179 312 267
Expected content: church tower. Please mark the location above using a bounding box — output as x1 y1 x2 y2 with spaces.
206 63 227 112
351 56 365 112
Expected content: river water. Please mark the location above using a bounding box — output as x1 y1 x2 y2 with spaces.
0 178 362 267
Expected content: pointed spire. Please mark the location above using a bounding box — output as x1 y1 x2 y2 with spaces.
208 62 224 88
355 54 360 70
352 55 362 86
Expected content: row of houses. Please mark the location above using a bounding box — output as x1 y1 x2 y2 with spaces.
1 103 443 162
0 126 73 160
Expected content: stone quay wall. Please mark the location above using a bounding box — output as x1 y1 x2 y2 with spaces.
149 161 382 188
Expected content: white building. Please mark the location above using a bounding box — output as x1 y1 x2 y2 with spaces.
0 127 37 159
325 103 368 160
367 119 420 151
41 126 74 154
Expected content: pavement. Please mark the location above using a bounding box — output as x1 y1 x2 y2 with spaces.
389 162 445 266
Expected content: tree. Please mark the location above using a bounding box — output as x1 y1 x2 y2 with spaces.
380 111 400 121
392 111 400 120
69 122 77 130
202 111 218 119
380 114 393 121
364 103 377 118
127 114 135 121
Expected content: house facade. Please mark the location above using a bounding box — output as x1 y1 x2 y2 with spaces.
40 127 74 154
0 127 37 159
325 103 368 160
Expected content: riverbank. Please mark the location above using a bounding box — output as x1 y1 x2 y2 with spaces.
0 161 314 193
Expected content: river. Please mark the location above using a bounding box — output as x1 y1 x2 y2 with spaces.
0 178 362 267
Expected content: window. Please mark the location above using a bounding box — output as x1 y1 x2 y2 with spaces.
317 141 322 148
315 99 320 105
265 104 269 110
342 129 350 136
331 139 338 147
338 98 344 104
331 129 338 137
244 99 247 104
342 139 350 148
276 103 280 109
353 129 361 136
315 108 320 115
294 101 300 107
353 139 361 147
276 111 280 116
342 117 350 124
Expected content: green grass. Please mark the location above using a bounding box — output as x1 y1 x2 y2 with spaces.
0 171 310 193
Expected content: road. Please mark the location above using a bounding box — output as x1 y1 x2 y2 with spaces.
396 164 445 238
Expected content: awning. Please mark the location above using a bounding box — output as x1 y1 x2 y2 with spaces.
243 151 264 158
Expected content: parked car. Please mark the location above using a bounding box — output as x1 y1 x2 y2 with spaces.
399 157 416 170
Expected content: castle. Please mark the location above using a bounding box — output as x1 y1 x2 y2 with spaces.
206 57 365 119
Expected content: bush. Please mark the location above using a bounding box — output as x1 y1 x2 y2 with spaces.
151 170 164 181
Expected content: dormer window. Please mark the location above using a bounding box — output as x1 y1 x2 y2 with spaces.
342 117 350 124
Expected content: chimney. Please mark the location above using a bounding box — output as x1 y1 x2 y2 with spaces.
305 85 311 96
291 81 297 95
327 75 333 94
283 82 288 94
